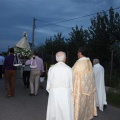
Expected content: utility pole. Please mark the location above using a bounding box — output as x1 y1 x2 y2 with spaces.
32 17 36 52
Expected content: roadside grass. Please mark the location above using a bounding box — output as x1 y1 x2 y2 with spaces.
107 90 120 108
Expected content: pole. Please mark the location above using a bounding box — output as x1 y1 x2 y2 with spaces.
32 17 36 52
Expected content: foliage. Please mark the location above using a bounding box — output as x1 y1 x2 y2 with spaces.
88 7 120 64
14 47 32 59
66 26 88 66
35 7 120 88
105 70 120 89
107 90 120 108
36 33 67 64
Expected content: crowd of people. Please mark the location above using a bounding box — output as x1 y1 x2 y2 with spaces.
1 48 45 97
0 46 107 120
46 47 107 120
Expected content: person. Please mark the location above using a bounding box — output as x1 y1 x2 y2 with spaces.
72 47 97 120
46 51 74 120
93 58 107 111
2 48 17 97
22 57 31 88
29 51 44 96
0 53 5 78
20 66 23 79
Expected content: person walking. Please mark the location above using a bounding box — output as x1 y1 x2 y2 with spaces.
22 57 31 88
2 48 17 97
72 47 97 120
46 51 74 120
29 51 44 96
93 58 107 111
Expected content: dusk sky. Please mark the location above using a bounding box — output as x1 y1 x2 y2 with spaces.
0 0 120 52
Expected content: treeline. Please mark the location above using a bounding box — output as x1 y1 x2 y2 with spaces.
36 7 120 88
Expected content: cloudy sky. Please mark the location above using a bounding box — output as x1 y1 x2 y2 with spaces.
0 0 120 52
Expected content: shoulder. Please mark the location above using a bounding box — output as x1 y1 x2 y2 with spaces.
73 58 87 67
65 64 72 70
5 55 11 59
36 56 43 61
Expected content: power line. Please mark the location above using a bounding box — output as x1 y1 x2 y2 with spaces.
36 6 120 28
31 6 120 44
36 19 71 29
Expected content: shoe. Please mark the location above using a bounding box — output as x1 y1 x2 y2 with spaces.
104 105 107 110
34 93 38 96
29 93 35 96
6 95 11 98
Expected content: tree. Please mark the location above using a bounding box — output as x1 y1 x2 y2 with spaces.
38 33 66 64
88 7 120 87
66 25 88 65
88 7 120 64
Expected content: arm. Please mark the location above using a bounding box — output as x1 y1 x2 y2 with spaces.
46 68 51 93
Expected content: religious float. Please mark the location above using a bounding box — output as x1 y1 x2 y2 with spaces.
14 32 32 66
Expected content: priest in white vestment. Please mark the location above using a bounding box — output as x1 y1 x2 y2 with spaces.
93 59 107 111
46 51 74 120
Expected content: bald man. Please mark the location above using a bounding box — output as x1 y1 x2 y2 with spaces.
46 51 74 120
93 59 107 111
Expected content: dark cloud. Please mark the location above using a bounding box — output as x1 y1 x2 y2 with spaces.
0 0 120 52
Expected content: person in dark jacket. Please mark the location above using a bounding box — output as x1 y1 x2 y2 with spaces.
2 48 17 98
22 57 31 88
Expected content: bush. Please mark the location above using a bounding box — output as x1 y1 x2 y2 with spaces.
105 70 120 89
107 90 120 108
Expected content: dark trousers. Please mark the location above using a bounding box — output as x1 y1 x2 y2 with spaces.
0 65 3 78
23 71 30 88
6 70 16 96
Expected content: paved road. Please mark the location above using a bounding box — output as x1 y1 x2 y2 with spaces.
0 70 120 120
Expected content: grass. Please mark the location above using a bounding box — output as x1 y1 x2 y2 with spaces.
107 90 120 108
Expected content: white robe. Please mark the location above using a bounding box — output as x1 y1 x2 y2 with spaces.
93 63 107 111
46 62 74 120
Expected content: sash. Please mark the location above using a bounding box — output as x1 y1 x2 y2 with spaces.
30 58 37 69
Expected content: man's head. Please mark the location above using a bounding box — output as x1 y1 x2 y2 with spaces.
9 48 14 54
93 58 99 65
77 47 88 58
56 51 66 63
34 51 39 56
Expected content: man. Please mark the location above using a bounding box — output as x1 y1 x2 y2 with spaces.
93 59 107 111
2 48 17 97
0 53 5 78
22 57 31 88
46 51 74 120
29 51 44 96
72 47 97 120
